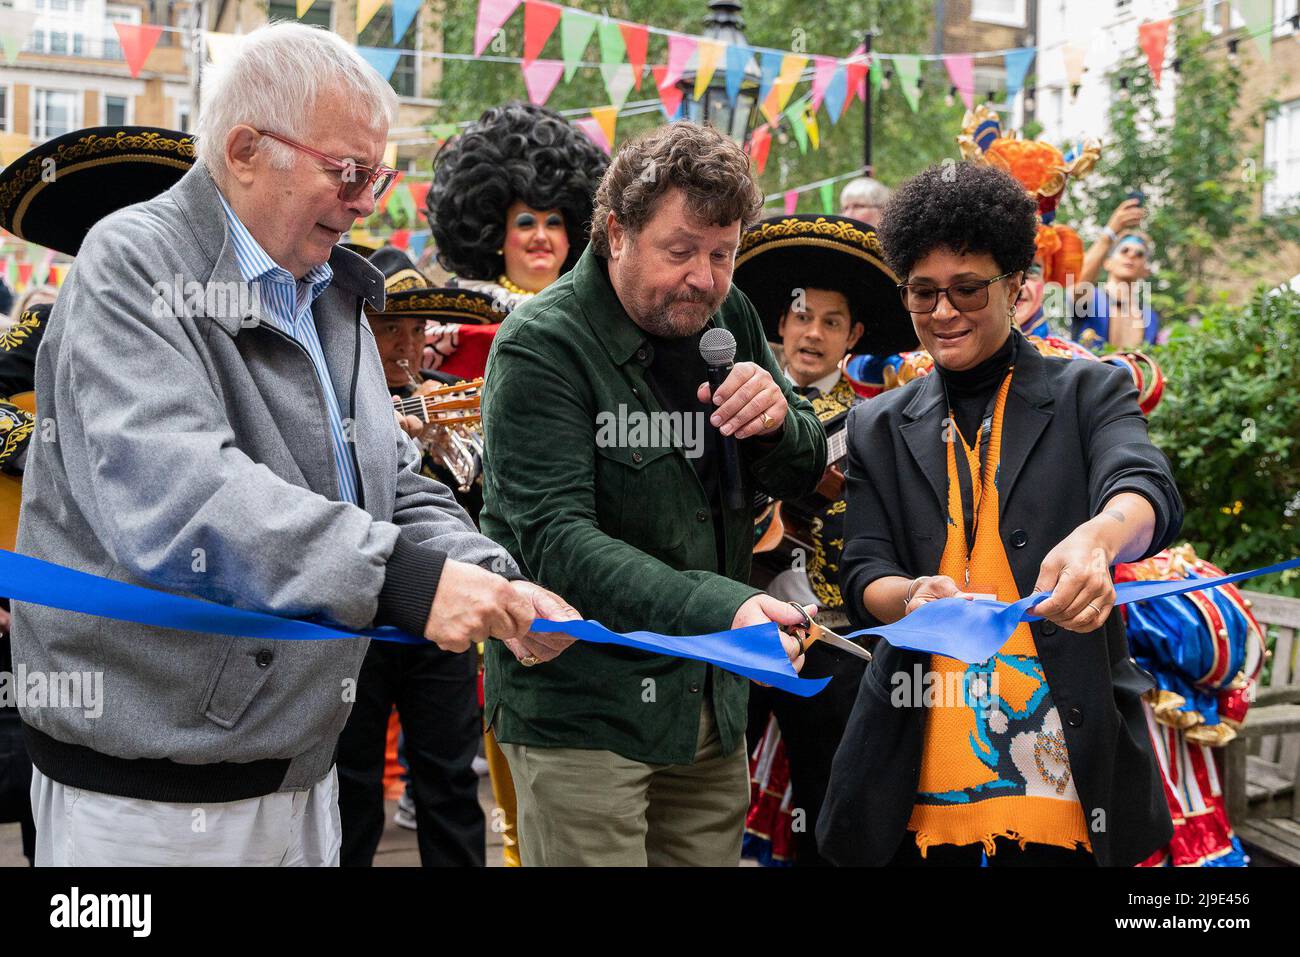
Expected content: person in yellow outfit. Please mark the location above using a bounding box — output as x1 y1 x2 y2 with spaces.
819 161 1184 867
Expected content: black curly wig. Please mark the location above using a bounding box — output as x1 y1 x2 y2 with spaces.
877 162 1038 281
426 101 609 281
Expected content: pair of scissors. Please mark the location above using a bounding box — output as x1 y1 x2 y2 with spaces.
783 601 874 661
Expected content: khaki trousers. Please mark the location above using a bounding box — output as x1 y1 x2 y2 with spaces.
500 701 748 867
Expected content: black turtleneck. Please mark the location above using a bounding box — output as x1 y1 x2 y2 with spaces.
937 329 1017 446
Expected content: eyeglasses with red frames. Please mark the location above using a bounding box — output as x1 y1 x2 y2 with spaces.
254 129 399 203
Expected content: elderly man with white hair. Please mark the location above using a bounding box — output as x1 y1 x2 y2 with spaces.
11 21 575 867
839 176 892 228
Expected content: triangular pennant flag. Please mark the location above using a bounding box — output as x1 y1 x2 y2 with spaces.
770 53 808 115
560 9 597 81
784 190 799 216
47 264 62 287
113 23 163 78
17 262 31 288
521 58 564 105
523 0 562 67
602 62 636 112
805 106 820 150
943 53 975 110
408 232 429 260
845 58 869 105
663 34 697 91
204 31 242 67
823 64 848 123
357 0 386 35
748 124 772 175
694 39 726 100
0 9 38 66
619 22 649 90
1234 0 1273 61
357 46 403 82
819 181 834 214
810 55 837 112
725 44 754 106
391 0 421 44
892 55 922 112
784 101 808 154
651 65 686 120
757 51 783 105
1062 44 1087 88
869 55 882 96
597 17 626 80
474 0 521 57
1003 47 1035 101
297 0 316 16
390 229 411 251
574 116 611 155
406 180 431 212
590 105 618 148
1137 19 1171 86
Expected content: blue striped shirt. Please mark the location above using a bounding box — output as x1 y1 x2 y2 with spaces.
216 191 360 504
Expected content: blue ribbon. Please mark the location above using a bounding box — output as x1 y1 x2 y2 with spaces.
3 548 1296 697
843 557 1300 665
0 549 829 698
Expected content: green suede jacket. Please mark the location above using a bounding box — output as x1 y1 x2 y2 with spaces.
479 245 827 765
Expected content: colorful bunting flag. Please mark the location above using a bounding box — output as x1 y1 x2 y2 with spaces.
1137 19 1171 86
784 190 799 216
392 0 421 44
725 44 754 106
408 232 429 260
892 54 922 112
785 100 809 154
406 180 431 212
390 229 411 251
1234 0 1273 62
869 56 882 97
619 22 649 90
597 17 627 84
805 106 820 150
694 39 726 100
663 34 697 91
748 124 772 175
357 0 387 35
810 55 837 112
602 62 636 111
357 46 402 81
768 53 808 116
0 8 38 66
17 262 31 288
1003 47 1035 101
651 65 686 120
521 58 565 105
523 0 562 67
590 105 618 148
474 0 522 57
574 116 611 154
113 23 163 78
560 8 597 81
942 53 975 109
819 181 834 214
823 64 848 123
757 51 783 105
297 0 316 17
845 58 869 106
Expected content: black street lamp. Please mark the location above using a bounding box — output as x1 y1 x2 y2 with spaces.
677 0 762 145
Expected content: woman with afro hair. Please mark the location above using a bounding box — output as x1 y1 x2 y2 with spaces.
425 101 608 312
818 161 1184 868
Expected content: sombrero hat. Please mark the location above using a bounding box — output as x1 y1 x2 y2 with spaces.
732 214 917 356
0 126 196 255
365 246 506 325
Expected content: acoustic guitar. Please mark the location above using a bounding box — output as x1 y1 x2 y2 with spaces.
753 412 850 555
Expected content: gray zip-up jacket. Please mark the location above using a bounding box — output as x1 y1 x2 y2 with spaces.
11 161 518 802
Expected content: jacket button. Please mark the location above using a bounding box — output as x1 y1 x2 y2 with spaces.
688 682 701 694
1067 707 1083 727
255 649 274 668
695 509 708 522
1040 621 1057 636
631 451 643 464
635 347 648 362
1010 529 1028 548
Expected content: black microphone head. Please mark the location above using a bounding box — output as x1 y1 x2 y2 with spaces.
699 327 736 367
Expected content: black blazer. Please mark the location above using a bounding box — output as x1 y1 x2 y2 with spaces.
820 333 1183 866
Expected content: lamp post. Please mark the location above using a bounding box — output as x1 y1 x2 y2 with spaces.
676 0 762 145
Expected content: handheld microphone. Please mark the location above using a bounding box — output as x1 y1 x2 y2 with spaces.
699 328 746 511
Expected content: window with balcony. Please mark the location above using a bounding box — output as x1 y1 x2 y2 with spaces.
34 89 80 140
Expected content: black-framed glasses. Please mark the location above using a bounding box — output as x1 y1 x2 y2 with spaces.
898 270 1017 314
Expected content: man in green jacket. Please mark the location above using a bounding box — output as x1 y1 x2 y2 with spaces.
479 122 828 866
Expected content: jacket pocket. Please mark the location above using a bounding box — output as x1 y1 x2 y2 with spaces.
593 441 686 553
200 639 276 730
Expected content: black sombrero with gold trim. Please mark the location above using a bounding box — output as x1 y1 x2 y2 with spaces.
365 246 506 325
733 214 917 356
0 126 196 256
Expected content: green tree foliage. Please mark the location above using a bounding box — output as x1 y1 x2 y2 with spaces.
1146 290 1300 596
428 0 966 202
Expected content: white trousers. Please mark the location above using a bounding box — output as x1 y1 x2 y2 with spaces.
29 765 341 866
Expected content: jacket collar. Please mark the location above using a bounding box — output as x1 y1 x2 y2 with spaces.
572 245 648 365
899 329 1055 517
170 162 385 336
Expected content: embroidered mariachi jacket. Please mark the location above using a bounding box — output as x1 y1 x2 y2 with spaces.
0 306 47 473
781 374 862 611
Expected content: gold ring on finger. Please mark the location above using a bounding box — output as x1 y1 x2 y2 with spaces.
760 411 774 430
520 654 540 667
